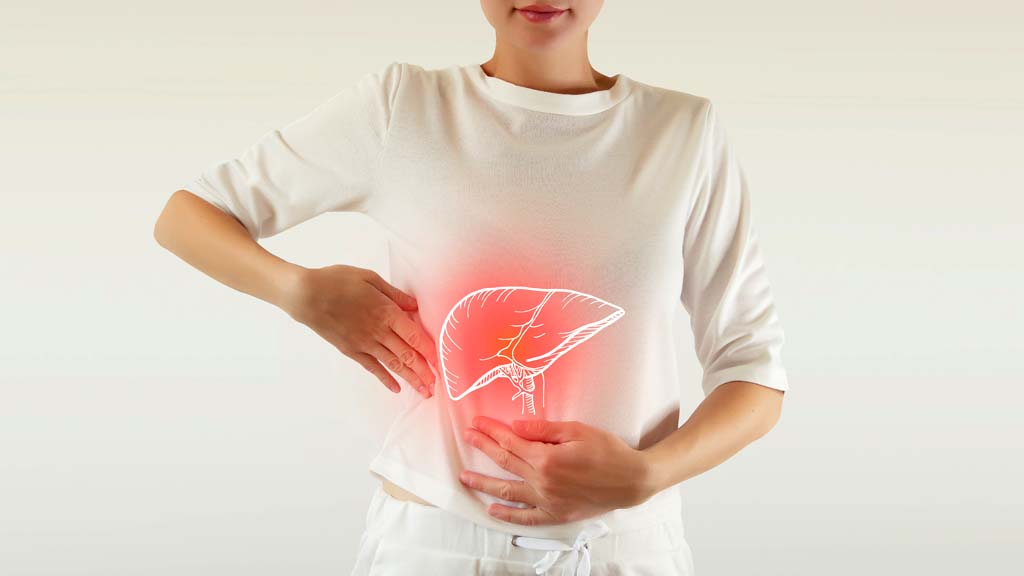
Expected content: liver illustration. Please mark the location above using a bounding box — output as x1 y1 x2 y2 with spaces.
438 286 625 415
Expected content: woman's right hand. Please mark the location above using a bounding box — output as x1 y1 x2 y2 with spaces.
280 264 438 398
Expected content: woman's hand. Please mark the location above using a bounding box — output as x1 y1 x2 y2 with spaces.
460 416 659 526
280 264 438 398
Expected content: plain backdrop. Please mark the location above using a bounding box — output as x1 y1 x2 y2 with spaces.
2 1 1021 575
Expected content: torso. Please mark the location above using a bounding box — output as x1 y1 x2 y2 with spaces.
365 63 716 525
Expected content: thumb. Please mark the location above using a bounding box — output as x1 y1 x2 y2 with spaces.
513 419 579 444
366 273 418 311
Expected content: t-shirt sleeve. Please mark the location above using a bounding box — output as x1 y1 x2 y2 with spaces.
180 60 404 240
680 99 790 397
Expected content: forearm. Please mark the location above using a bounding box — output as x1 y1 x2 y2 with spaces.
154 190 306 313
640 380 784 495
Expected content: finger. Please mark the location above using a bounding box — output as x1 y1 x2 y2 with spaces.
459 471 539 508
511 418 582 444
369 342 430 397
375 332 432 397
351 352 401 394
378 326 435 393
488 503 557 527
464 427 533 479
472 416 540 464
388 311 439 371
364 272 418 312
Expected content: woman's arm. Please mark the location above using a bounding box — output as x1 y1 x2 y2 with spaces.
153 62 438 396
153 189 438 397
640 380 784 494
153 189 305 312
154 60 404 310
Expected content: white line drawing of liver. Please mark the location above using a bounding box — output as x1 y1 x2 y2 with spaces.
438 287 625 415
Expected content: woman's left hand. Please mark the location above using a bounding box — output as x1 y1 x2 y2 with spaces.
460 415 659 526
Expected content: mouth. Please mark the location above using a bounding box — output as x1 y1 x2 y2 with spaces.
515 4 568 23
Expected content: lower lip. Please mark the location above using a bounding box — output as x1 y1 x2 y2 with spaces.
516 9 566 23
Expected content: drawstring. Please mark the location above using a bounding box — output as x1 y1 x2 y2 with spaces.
510 519 611 575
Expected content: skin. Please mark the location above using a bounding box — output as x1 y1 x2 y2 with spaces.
478 0 616 93
154 0 786 528
462 382 784 526
458 0 787 526
152 191 439 398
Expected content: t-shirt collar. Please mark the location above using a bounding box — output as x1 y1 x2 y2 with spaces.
463 62 634 116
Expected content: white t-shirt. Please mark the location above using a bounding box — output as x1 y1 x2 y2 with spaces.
181 60 790 540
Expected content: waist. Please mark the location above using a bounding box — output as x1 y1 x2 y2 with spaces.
382 478 437 507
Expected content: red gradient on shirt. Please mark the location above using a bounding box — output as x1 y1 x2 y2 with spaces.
431 251 625 430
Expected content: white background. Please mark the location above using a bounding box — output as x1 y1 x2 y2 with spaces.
2 1 1021 574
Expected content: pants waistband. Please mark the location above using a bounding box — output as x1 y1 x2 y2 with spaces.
364 484 687 574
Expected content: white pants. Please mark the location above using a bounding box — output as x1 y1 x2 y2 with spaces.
350 484 696 576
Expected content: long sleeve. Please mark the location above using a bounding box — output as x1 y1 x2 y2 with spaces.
180 60 404 240
680 100 789 397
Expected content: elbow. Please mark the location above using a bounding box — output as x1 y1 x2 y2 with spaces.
755 388 785 438
713 380 786 439
152 190 188 249
153 197 174 249
153 203 169 248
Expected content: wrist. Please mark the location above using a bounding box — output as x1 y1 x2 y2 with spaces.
636 446 669 502
269 260 311 318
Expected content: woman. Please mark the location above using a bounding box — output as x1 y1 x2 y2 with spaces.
154 1 789 574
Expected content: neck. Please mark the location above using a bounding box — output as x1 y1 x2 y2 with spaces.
481 39 613 94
